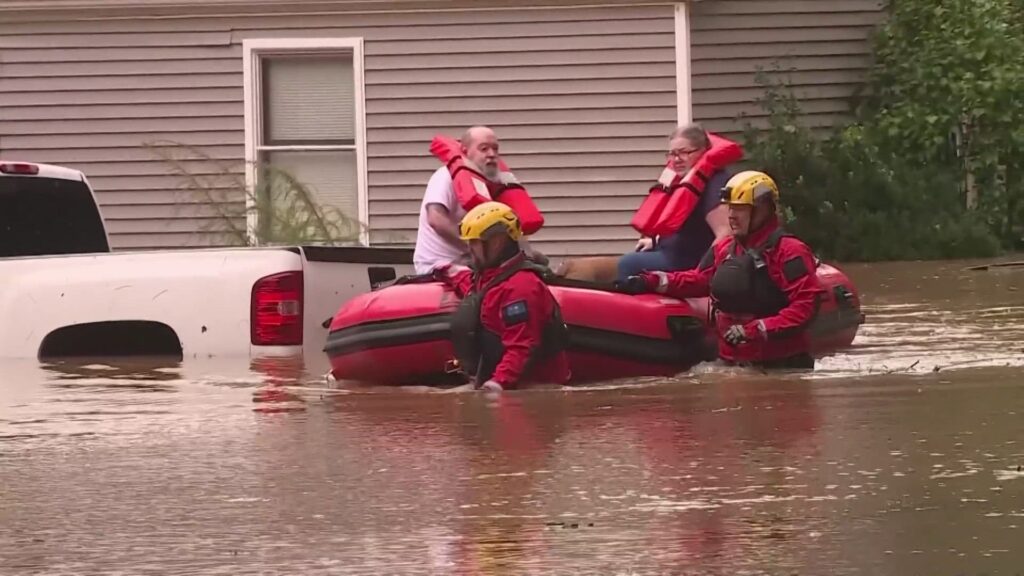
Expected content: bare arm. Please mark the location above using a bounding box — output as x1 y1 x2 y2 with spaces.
425 203 466 249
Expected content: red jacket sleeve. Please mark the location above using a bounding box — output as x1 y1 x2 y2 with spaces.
753 238 825 339
639 241 723 298
487 274 550 387
440 268 474 298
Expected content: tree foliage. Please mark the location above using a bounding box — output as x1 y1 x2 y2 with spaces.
741 80 1001 262
861 0 1024 246
742 0 1024 259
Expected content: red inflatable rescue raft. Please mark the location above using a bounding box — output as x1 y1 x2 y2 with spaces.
430 135 545 235
631 132 743 238
323 263 864 386
324 279 713 386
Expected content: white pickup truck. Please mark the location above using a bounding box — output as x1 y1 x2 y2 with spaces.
0 160 414 365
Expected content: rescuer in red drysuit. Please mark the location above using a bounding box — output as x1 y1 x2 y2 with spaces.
617 171 825 369
435 201 571 392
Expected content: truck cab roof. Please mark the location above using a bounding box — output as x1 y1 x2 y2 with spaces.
0 160 89 182
1 160 110 257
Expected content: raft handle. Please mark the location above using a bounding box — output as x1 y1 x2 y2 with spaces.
666 315 705 340
368 266 398 290
833 285 855 308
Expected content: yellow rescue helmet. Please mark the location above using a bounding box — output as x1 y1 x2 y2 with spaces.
720 170 780 206
459 201 523 242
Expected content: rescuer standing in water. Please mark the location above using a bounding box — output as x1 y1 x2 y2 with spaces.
434 202 571 391
618 171 825 369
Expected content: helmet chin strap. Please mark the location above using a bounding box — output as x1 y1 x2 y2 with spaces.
745 202 776 236
475 236 519 270
734 212 767 243
489 239 520 267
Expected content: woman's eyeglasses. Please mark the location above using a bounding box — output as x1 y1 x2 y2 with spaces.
666 148 700 160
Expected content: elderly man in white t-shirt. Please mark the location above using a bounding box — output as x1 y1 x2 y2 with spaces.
413 126 544 274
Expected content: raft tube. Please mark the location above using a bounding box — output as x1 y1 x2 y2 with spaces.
324 280 714 386
805 262 865 355
323 264 864 385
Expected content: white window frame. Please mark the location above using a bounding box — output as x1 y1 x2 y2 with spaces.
674 2 693 125
242 37 369 246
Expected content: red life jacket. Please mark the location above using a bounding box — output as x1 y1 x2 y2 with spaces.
630 132 743 238
429 135 545 235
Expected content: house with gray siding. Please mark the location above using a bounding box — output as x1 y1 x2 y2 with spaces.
0 0 885 257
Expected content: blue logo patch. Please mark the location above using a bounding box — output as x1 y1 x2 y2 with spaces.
501 299 529 326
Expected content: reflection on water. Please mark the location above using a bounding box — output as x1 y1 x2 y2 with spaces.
1 259 1022 575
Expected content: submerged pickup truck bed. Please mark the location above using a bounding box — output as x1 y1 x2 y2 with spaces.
0 160 413 364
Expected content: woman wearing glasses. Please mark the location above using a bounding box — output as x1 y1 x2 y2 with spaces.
617 123 739 282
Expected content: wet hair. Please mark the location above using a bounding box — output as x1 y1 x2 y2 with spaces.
670 123 710 149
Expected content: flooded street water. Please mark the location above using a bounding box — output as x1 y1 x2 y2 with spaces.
2 259 1022 575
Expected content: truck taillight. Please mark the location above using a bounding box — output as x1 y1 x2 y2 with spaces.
251 271 303 346
0 162 40 175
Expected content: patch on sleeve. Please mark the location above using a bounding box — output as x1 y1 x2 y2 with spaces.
782 256 810 282
501 299 530 326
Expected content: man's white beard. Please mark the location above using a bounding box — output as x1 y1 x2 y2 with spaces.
464 157 500 182
481 164 499 181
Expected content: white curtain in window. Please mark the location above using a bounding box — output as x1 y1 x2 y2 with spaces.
263 55 355 142
265 150 359 222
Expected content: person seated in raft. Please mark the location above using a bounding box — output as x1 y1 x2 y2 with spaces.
617 123 737 282
433 201 571 392
617 171 825 370
413 125 547 275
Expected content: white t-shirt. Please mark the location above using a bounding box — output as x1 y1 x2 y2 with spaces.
413 166 469 274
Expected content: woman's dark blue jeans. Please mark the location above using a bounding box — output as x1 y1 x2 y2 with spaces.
616 249 698 281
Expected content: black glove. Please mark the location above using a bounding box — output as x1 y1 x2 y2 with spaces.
615 275 649 295
723 324 749 346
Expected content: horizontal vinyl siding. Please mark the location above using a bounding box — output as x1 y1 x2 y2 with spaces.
1 0 667 19
0 4 677 255
689 0 886 135
0 24 246 249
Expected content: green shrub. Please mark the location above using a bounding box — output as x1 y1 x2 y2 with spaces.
736 0 1024 258
740 79 1002 262
861 0 1024 249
